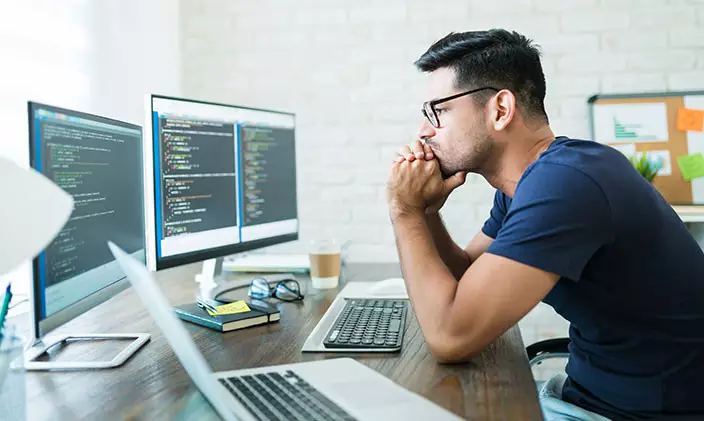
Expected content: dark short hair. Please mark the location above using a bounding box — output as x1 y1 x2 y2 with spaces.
415 29 548 123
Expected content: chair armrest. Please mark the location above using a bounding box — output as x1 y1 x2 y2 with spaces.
526 337 570 361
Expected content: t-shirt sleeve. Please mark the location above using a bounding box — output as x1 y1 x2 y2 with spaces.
487 163 613 281
481 190 509 239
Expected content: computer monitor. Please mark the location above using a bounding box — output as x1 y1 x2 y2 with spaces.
144 95 298 283
26 102 150 370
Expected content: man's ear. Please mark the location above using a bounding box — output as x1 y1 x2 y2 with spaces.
490 90 516 132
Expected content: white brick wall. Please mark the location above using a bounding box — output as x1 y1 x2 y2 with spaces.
0 0 182 296
179 0 704 264
180 0 704 344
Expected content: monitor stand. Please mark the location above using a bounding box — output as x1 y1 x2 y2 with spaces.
24 333 150 371
196 257 296 302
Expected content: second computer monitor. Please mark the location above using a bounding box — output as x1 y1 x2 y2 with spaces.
145 95 298 271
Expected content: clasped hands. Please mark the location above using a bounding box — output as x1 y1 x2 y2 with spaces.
386 139 466 221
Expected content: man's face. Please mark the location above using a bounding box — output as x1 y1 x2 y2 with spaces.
418 67 495 177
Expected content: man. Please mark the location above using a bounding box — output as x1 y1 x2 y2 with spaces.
386 29 704 420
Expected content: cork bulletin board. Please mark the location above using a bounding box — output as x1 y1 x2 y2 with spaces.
589 91 704 205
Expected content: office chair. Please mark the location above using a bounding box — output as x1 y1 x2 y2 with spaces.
527 338 570 395
527 338 704 420
526 337 570 366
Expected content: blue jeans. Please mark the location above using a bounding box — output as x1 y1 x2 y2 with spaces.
539 374 611 421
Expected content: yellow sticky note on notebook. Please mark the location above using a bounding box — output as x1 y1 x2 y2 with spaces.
207 300 251 316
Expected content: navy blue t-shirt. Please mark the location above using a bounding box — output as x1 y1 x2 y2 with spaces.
482 137 704 419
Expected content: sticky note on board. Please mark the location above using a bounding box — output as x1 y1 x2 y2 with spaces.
676 153 704 181
677 107 704 132
207 300 251 316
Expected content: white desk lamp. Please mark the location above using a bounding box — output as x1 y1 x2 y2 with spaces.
0 157 151 371
0 157 73 276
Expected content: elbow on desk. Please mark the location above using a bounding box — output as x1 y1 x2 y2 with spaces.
426 333 483 364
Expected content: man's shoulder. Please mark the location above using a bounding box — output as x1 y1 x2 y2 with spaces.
540 137 624 170
520 160 603 193
521 137 622 191
515 160 611 215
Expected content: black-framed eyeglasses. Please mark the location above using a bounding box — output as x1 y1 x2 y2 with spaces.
248 277 304 302
422 87 500 128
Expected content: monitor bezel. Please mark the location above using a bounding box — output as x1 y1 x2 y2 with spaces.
146 94 299 272
27 101 145 342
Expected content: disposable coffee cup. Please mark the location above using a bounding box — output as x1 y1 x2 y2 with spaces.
309 240 341 289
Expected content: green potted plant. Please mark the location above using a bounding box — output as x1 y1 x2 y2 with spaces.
628 153 664 183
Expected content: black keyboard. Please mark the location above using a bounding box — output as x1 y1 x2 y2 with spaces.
219 370 358 421
323 299 407 350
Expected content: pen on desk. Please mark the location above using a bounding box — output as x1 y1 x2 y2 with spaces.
0 283 12 332
196 299 218 315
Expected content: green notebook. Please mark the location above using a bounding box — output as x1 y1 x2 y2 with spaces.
174 301 280 332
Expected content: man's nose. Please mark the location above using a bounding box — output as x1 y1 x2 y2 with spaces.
418 118 436 140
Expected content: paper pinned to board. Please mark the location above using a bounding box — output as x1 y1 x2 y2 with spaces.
611 146 671 176
677 107 704 132
610 143 636 157
645 150 672 176
677 153 704 181
593 103 668 144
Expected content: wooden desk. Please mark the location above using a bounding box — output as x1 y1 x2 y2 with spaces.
23 263 542 420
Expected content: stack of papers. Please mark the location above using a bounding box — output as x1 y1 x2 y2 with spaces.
223 254 310 273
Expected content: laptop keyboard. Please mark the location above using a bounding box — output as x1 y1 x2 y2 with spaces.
219 370 358 421
323 299 407 350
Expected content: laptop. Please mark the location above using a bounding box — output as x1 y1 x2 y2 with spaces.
108 242 462 421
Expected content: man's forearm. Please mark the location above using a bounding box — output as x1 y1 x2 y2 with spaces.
391 211 458 344
426 212 471 280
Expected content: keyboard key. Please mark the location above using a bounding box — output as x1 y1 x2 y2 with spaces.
389 319 401 332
